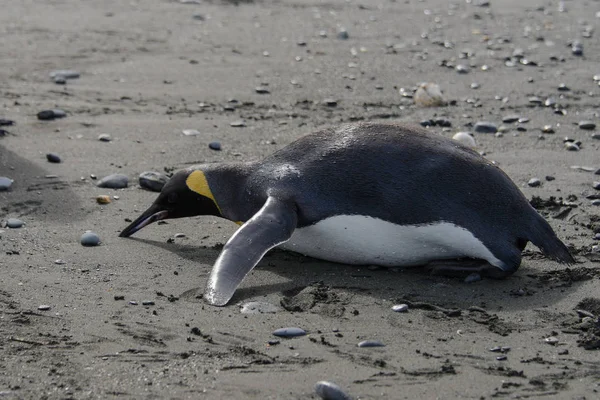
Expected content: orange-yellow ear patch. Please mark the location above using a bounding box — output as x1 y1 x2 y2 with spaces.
186 170 221 213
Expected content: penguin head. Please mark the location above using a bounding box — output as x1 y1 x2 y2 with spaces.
119 168 221 237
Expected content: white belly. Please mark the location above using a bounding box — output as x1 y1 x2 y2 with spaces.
279 215 503 267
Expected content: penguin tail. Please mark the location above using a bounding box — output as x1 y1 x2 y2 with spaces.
526 213 575 265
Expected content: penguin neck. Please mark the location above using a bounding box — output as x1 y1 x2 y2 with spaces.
204 162 258 222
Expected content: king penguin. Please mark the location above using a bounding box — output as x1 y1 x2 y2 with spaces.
120 122 574 306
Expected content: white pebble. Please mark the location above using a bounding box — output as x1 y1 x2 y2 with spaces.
452 132 476 148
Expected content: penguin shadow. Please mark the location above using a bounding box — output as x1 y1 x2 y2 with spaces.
0 144 86 222
123 236 581 312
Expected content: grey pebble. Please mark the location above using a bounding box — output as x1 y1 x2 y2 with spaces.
542 125 555 134
139 171 168 192
80 231 100 247
0 177 13 191
182 129 201 136
97 174 128 189
544 98 556 107
565 142 580 151
37 109 66 120
572 41 583 56
314 381 352 400
38 305 51 311
591 200 600 206
502 115 519 124
46 153 61 163
579 121 596 130
357 340 385 348
323 98 338 107
272 327 306 337
392 304 409 312
528 96 542 105
142 300 155 306
209 141 221 151
50 70 80 80
0 118 15 126
337 29 349 40
455 64 470 74
230 120 246 127
474 122 498 134
593 182 600 190
528 178 541 187
557 83 570 92
240 301 279 314
129 301 138 305
592 133 600 140
464 273 482 283
6 218 24 229
98 134 112 142
255 86 270 94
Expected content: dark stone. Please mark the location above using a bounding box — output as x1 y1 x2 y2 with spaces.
474 121 498 133
139 171 168 192
46 153 61 163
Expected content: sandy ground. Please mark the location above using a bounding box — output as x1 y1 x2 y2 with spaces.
1 0 600 398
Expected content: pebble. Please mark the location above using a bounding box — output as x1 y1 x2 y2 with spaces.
337 29 349 40
578 121 596 130
592 133 600 140
142 300 155 306
37 109 66 120
323 99 338 107
544 98 556 107
54 259 66 265
542 125 555 134
0 177 13 191
129 301 138 306
114 295 125 301
0 118 14 126
240 301 279 314
564 142 580 151
97 174 128 189
314 381 352 400
46 153 61 163
592 200 600 206
452 132 476 148
255 86 270 94
544 336 559 345
230 120 246 127
593 182 600 190
98 134 112 142
557 83 570 92
528 178 541 187
414 83 445 107
272 327 306 338
357 340 385 348
546 176 555 181
392 304 409 313
208 141 221 151
96 195 111 204
182 129 201 136
455 64 470 74
464 273 482 283
139 171 168 192
80 232 100 247
502 115 520 123
6 218 24 229
49 70 80 81
572 41 583 56
38 305 51 311
474 122 498 134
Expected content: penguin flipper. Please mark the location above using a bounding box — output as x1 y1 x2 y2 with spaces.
204 196 298 306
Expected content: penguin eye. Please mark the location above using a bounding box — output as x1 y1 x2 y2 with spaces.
167 193 178 204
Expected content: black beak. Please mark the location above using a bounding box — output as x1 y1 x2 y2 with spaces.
119 204 169 237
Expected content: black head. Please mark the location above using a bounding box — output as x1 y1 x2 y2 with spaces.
119 168 221 237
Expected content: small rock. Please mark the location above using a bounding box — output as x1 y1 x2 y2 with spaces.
578 121 596 130
49 70 80 80
54 259 66 265
314 381 352 400
470 82 480 89
474 122 498 134
455 64 470 74
96 195 111 204
80 232 100 247
0 177 13 191
142 300 155 306
139 171 168 192
182 129 201 136
323 99 338 107
129 301 138 305
358 340 385 348
593 182 600 190
6 218 24 229
97 174 128 189
38 305 51 311
272 327 306 338
98 134 112 142
46 153 61 163
528 178 541 187
502 115 520 123
0 118 15 126
452 132 476 148
255 86 270 94
542 125 555 134
572 41 583 56
414 83 445 107
208 141 221 151
557 83 570 92
240 301 279 314
565 142 580 151
37 109 66 120
392 304 409 313
230 120 246 127
337 29 349 40
544 336 559 345
546 176 555 181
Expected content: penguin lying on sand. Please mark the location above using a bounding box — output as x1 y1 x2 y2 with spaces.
120 123 574 306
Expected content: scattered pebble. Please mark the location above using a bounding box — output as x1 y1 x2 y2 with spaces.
357 340 385 348
0 177 13 191
272 327 306 338
97 174 128 189
323 99 338 107
392 304 409 313
255 86 270 94
38 305 51 311
6 218 24 229
114 295 125 301
544 336 559 345
46 153 61 163
54 259 66 265
182 129 201 136
528 178 541 187
96 195 111 204
564 142 580 151
502 115 520 123
230 120 246 127
208 141 221 151
129 301 138 305
474 122 498 134
0 118 15 126
546 176 555 181
37 109 66 120
542 125 555 134
80 231 100 247
49 70 80 82
455 64 470 74
142 300 155 306
414 83 445 107
139 171 168 192
314 381 352 400
337 29 349 40
240 301 279 314
452 132 476 148
578 121 596 130
593 182 600 190
98 134 112 142
572 41 583 56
